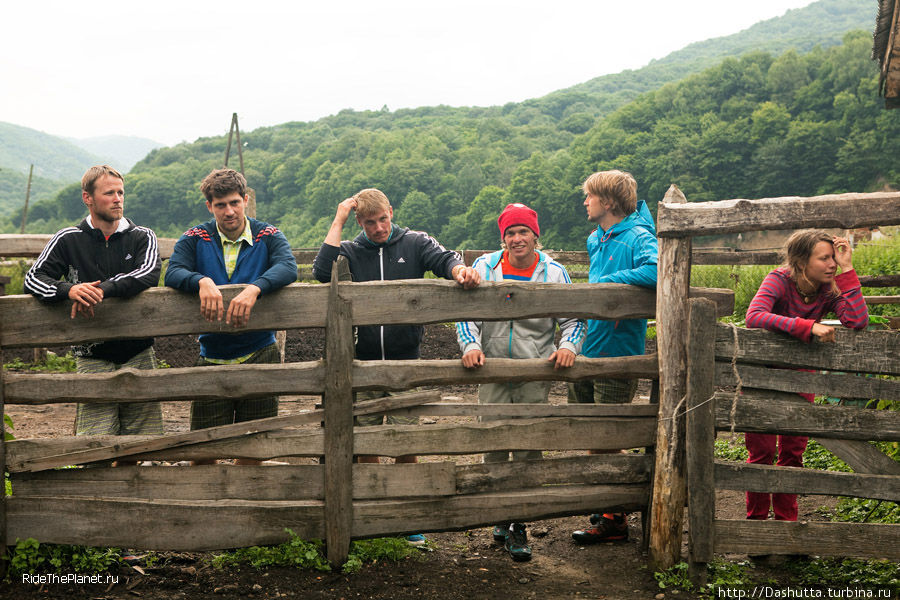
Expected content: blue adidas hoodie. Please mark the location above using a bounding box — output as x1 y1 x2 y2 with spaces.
165 218 297 360
582 200 658 358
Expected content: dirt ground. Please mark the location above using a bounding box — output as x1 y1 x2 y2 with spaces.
2 326 840 599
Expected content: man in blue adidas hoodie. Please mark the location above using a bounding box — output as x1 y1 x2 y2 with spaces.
569 169 658 544
165 169 296 462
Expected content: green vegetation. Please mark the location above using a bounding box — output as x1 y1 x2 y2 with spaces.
211 531 419 575
3 351 76 373
6 1 882 252
5 538 123 579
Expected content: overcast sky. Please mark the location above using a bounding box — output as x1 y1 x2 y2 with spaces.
2 0 818 147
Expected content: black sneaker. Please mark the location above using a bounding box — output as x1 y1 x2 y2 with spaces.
572 513 628 544
505 523 532 562
492 525 509 543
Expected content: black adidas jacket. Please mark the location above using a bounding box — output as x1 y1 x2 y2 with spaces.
24 217 161 362
313 224 463 360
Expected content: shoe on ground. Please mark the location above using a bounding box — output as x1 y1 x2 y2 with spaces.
572 513 628 544
504 523 532 562
406 534 426 547
492 525 509 543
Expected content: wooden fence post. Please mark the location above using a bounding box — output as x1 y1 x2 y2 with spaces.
649 184 692 570
0 320 7 578
686 298 716 585
324 257 354 566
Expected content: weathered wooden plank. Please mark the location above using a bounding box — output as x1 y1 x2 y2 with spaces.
352 356 659 391
4 355 658 405
324 260 354 565
651 184 692 570
10 390 441 472
0 282 732 348
715 461 900 501
10 463 457 500
691 250 779 266
686 299 717 564
859 274 900 288
657 192 900 237
7 418 656 470
6 484 648 550
4 361 327 404
815 438 900 476
713 519 900 559
713 390 900 440
0 235 177 260
715 362 900 402
386 402 659 419
866 295 900 305
715 323 900 375
455 452 650 495
10 456 651 501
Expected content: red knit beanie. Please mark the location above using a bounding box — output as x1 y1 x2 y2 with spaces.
497 203 540 237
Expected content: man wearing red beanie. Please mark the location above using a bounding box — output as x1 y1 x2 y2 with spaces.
456 202 586 562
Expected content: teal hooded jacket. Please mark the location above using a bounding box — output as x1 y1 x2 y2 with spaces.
582 200 658 359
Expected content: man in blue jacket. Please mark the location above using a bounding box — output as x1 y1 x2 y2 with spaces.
569 169 658 543
165 169 296 463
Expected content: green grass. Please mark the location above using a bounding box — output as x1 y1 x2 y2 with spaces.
3 351 76 372
211 530 421 575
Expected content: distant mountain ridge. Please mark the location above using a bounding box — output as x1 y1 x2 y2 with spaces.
66 135 164 172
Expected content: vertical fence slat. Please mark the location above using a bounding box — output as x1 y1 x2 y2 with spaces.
650 184 692 570
324 257 354 566
686 298 717 575
1 322 7 576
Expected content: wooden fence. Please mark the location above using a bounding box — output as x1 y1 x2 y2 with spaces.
651 189 900 571
0 255 733 566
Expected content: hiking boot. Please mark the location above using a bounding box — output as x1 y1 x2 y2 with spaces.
504 523 532 562
572 513 628 544
406 534 426 547
492 525 509 543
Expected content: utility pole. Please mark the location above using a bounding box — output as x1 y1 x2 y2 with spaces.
20 164 33 234
224 112 245 175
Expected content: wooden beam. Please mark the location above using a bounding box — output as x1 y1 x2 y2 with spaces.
815 438 900 476
691 250 779 266
715 324 900 376
865 295 900 305
714 461 900 501
713 390 900 440
713 519 900 559
383 402 659 419
10 455 650 501
686 298 717 564
0 234 177 260
657 191 900 237
4 356 658 405
715 362 900 402
0 282 732 349
650 184 692 570
6 485 648 550
6 417 656 471
858 274 900 288
10 390 441 472
323 258 354 566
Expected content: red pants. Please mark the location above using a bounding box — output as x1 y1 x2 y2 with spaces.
744 392 813 521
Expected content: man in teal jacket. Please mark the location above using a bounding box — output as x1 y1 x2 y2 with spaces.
569 169 658 543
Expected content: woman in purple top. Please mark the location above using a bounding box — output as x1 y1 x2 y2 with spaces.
744 230 868 521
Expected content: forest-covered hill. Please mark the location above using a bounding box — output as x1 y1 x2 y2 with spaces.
10 0 882 251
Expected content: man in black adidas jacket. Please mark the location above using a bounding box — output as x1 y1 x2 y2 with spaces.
313 188 479 470
25 165 162 446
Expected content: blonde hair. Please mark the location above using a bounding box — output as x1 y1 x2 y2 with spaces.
582 170 637 216
82 165 124 195
781 229 840 297
354 188 391 218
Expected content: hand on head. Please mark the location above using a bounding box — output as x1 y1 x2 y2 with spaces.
832 237 853 272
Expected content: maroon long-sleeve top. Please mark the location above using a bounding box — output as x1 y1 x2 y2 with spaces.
745 268 869 342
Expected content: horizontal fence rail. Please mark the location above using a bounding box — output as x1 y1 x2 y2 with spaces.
0 282 733 348
656 191 900 237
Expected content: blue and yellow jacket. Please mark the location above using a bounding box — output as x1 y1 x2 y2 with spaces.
582 200 658 359
165 218 296 360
